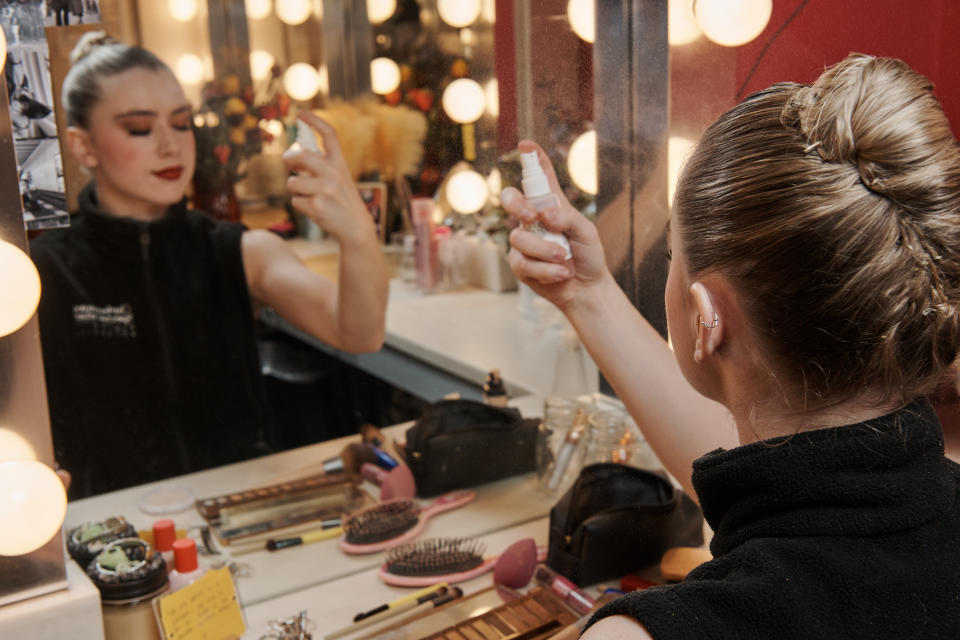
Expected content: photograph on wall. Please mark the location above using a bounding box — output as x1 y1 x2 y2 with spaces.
44 0 101 27
1 0 70 229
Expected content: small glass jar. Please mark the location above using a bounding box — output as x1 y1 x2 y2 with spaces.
536 395 596 493
582 408 638 467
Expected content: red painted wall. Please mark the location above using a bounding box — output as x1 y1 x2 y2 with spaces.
673 0 960 137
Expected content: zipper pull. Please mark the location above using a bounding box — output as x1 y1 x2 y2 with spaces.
139 228 151 261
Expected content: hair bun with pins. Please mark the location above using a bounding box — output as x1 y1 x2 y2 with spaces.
70 31 120 65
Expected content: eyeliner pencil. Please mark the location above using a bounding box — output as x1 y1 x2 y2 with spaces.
324 585 461 640
266 521 343 551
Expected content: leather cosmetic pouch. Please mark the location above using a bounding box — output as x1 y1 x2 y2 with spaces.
547 463 705 586
403 399 539 497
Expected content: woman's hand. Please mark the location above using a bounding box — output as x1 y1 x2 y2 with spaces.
504 141 608 314
282 111 376 248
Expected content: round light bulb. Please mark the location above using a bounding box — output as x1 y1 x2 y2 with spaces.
370 57 401 95
169 0 198 21
484 78 499 117
694 0 771 47
0 240 41 337
486 168 502 204
367 0 396 24
283 63 321 101
567 0 595 44
668 135 696 205
0 460 67 556
437 0 480 28
568 130 597 195
0 428 36 461
250 50 276 81
447 170 489 214
442 78 485 124
0 22 7 69
276 0 312 25
175 54 205 86
481 0 496 23
245 0 272 19
318 65 329 95
669 0 702 45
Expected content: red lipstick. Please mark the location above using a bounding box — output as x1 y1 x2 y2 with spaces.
153 167 183 180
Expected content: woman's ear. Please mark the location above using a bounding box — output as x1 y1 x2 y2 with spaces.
66 127 97 170
690 281 723 362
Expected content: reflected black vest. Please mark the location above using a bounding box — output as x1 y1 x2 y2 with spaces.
31 183 273 499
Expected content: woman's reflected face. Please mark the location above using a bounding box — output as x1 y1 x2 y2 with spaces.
84 67 196 218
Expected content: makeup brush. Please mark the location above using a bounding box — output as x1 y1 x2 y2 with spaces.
378 536 546 588
339 490 475 554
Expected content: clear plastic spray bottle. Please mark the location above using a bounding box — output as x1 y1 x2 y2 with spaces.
520 151 572 259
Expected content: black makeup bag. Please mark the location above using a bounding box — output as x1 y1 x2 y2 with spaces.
547 463 705 586
403 399 539 497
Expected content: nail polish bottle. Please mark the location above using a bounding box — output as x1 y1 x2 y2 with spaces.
152 519 176 573
168 538 204 592
520 151 572 259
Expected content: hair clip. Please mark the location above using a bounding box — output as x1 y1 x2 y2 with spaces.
700 312 719 329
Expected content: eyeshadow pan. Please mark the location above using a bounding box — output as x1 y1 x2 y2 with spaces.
472 618 501 640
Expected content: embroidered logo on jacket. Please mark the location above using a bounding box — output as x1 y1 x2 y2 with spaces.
73 304 137 338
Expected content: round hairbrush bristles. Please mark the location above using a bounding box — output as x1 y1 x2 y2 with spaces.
343 500 421 545
385 537 486 577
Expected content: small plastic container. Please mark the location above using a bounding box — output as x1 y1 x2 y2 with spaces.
168 538 204 592
87 537 168 640
152 519 176 573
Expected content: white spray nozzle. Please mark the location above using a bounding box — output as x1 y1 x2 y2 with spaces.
295 122 319 152
520 151 551 198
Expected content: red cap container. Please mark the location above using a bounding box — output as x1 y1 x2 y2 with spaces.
172 538 198 573
152 519 176 552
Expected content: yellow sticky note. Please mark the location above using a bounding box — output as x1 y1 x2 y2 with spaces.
157 567 245 640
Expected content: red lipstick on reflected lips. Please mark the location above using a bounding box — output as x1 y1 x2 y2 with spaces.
153 167 183 181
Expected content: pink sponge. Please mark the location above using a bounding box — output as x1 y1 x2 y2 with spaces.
493 538 540 588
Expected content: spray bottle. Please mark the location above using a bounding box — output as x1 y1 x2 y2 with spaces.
520 151 572 260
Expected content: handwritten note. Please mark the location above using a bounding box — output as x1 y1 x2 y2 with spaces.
157 567 246 640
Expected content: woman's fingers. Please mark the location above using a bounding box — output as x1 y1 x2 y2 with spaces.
286 174 325 198
500 187 535 224
508 247 573 283
510 227 571 263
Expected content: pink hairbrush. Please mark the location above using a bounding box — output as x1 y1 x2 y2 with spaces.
360 462 416 500
339 490 475 555
377 537 546 588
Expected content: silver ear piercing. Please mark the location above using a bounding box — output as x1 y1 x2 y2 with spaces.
700 312 719 329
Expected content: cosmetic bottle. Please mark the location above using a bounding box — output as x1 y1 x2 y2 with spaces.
483 369 508 406
168 538 204 592
152 519 176 573
410 197 438 290
533 564 595 615
520 151 572 259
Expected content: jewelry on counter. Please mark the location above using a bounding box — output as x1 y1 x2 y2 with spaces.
260 610 313 640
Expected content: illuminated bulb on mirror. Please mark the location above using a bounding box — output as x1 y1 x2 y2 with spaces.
447 170 489 214
370 57 401 95
245 0 272 20
283 63 321 101
0 428 36 462
669 0 702 45
175 54 205 86
367 0 396 24
0 460 67 556
250 50 276 81
694 0 771 47
0 240 41 338
486 168 502 205
568 130 597 195
437 0 480 28
442 78 485 124
276 0 312 25
484 79 499 117
168 0 198 21
567 0 595 43
0 23 6 69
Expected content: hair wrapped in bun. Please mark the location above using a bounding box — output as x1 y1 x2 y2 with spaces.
62 32 169 128
675 53 960 408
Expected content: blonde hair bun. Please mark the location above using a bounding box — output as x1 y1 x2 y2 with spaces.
70 31 120 66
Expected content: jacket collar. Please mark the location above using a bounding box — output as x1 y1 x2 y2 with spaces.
693 399 954 555
76 181 190 250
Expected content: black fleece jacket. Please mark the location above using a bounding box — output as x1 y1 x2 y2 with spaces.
30 183 273 499
585 400 960 639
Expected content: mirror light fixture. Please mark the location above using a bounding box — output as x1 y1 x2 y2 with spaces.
245 0 272 20
0 239 41 337
669 0 702 45
370 57 401 95
694 0 772 47
175 54 205 86
250 50 276 81
568 130 597 195
276 0 312 25
567 0 595 44
0 428 36 461
446 169 489 214
367 0 396 24
283 63 321 101
442 78 485 124
0 460 67 556
437 0 480 28
168 0 198 22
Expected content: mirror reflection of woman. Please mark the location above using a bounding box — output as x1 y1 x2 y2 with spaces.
507 54 960 637
30 33 388 499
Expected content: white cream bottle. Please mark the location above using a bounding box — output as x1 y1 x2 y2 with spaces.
520 151 572 260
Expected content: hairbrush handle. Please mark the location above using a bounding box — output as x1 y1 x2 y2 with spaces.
420 490 475 518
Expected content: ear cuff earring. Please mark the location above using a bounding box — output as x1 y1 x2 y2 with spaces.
700 312 719 329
